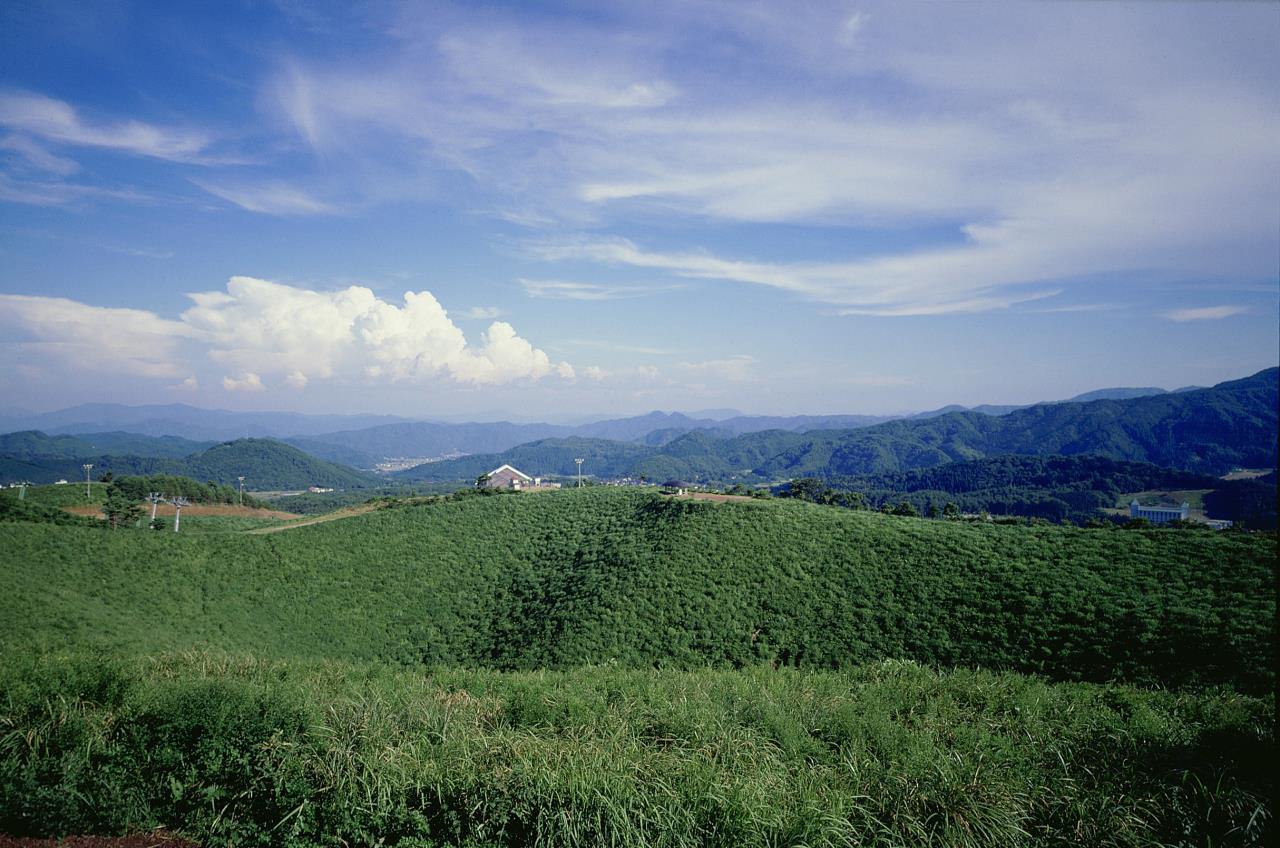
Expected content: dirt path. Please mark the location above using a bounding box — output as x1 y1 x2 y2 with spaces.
244 502 380 534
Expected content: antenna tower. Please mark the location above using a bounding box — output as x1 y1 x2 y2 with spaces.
574 458 584 488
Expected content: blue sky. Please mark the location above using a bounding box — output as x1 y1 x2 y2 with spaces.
1 0 1277 420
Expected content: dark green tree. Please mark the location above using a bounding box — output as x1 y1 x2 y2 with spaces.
102 488 142 529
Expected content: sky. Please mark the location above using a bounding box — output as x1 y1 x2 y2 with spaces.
1 0 1277 421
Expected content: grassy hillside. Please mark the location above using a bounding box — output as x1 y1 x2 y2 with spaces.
1 488 1271 692
0 653 1270 847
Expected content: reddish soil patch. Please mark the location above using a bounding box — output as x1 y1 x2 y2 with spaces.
63 504 300 520
0 832 198 848
667 492 757 503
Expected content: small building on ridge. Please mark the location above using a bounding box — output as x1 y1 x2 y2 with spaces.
483 464 534 490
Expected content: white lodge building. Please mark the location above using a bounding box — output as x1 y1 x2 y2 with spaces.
482 464 560 490
1129 500 1189 524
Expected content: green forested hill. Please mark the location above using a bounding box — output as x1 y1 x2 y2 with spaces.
400 368 1278 483
0 437 376 489
2 488 1271 692
0 430 214 459
821 454 1226 521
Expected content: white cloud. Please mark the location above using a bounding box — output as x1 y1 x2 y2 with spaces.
679 355 756 383
181 277 571 386
250 4 1277 314
519 277 680 301
176 376 199 390
0 278 572 389
461 306 503 319
0 91 212 162
1162 305 1247 322
583 365 610 381
0 133 79 175
0 293 197 377
192 180 337 215
222 372 265 392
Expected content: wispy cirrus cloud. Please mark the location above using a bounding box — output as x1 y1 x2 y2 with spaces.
251 2 1277 316
0 91 215 162
191 180 337 215
518 277 681 301
1162 305 1247 322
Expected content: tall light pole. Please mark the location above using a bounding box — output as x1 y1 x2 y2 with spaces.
171 496 190 533
82 464 93 501
17 481 28 501
574 458 584 488
238 476 245 506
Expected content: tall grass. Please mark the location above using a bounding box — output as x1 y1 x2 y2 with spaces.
0 653 1271 847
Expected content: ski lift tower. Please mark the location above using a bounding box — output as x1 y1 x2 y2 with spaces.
146 492 165 523
171 496 190 533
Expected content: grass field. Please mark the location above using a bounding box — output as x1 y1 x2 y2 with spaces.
1 486 1274 845
0 653 1271 847
1 488 1272 692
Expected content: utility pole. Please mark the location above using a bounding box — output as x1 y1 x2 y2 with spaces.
171 496 190 533
238 476 245 506
83 463 93 501
575 458 584 488
147 492 164 523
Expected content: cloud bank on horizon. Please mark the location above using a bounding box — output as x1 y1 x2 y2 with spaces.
0 1 1276 415
0 278 576 390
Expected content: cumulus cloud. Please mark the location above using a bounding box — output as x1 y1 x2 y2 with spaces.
583 365 610 381
222 372 265 392
0 278 572 389
1162 305 1247 322
461 306 503 319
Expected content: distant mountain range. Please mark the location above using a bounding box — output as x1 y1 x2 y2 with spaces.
397 369 1277 483
1 371 1272 490
0 403 411 441
0 383 1212 466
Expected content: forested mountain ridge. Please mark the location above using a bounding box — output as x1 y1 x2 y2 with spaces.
401 368 1278 482
0 437 376 489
